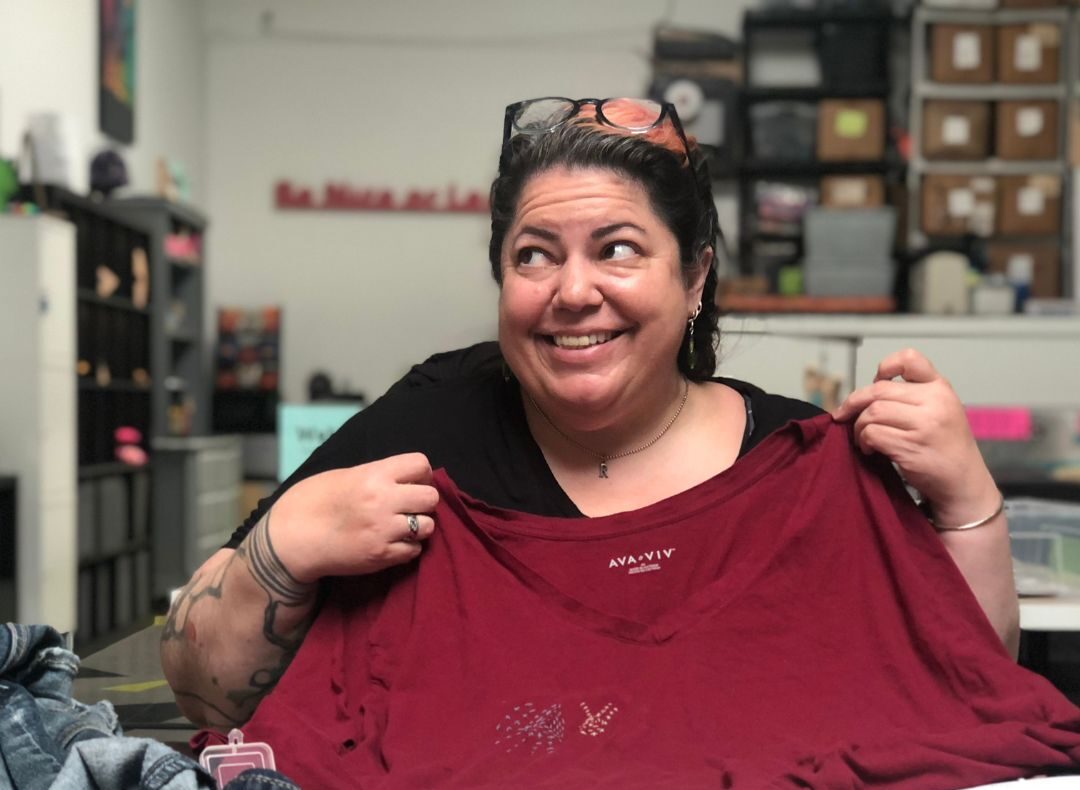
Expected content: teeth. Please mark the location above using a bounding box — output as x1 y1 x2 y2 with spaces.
553 332 614 348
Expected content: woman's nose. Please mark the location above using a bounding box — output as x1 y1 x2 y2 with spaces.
553 256 602 311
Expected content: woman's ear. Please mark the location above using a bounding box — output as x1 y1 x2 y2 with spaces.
688 247 713 305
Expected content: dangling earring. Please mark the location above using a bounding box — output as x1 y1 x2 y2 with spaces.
687 301 702 368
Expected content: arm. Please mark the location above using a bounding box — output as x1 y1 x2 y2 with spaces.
833 349 1020 658
161 455 439 727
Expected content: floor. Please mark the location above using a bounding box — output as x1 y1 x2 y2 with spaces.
72 619 198 751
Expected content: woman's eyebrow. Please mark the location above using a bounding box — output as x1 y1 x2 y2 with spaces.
591 222 646 239
517 225 559 241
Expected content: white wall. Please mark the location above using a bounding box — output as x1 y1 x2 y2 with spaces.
1 0 205 202
203 0 751 402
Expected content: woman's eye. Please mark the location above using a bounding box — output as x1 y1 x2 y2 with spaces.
516 248 550 266
602 242 637 261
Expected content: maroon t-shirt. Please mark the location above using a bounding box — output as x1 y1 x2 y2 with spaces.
239 415 1080 788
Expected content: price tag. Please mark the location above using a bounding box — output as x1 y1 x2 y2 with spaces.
199 729 277 786
947 187 975 218
953 32 981 70
1016 107 1044 138
1017 186 1045 216
942 116 971 146
1015 34 1042 72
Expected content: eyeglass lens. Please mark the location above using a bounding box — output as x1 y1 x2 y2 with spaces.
513 98 665 135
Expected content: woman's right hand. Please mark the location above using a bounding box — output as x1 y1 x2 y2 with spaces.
269 453 439 583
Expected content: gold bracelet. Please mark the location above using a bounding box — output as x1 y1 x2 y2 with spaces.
929 495 1006 532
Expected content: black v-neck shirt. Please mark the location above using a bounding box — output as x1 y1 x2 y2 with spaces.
225 342 823 548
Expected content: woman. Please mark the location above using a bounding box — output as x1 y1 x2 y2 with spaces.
161 99 1028 772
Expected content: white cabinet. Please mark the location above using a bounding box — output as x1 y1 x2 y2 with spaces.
720 315 1080 408
0 216 77 631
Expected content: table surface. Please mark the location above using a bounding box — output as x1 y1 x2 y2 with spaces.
1019 592 1080 632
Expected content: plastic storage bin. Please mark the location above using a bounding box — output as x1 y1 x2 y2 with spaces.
1006 498 1080 578
750 102 817 160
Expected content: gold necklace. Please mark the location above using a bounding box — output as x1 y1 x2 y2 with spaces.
526 379 690 478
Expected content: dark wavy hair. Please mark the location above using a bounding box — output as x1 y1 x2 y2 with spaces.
488 120 721 380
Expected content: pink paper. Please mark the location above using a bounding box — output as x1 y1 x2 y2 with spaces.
965 407 1033 441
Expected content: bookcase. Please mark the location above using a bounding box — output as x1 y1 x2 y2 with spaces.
15 188 157 649
907 4 1073 301
111 197 209 438
737 6 898 288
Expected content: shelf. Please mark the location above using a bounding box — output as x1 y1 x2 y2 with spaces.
913 158 1067 175
915 6 1068 25
167 328 198 344
77 288 150 315
78 462 152 480
78 540 151 570
745 8 894 29
718 294 896 314
743 85 889 102
917 83 1066 101
78 379 151 393
740 159 891 177
168 257 201 270
112 196 207 229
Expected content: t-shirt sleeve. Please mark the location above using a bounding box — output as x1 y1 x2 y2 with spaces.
222 342 502 549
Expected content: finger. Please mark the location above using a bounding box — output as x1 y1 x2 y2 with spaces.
381 540 424 565
389 483 440 516
378 452 434 484
874 348 938 385
852 400 922 438
832 380 923 422
855 422 911 457
397 513 435 543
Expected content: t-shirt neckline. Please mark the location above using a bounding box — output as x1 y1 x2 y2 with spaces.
434 415 827 644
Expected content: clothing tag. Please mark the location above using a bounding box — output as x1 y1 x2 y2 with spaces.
1014 34 1042 72
199 729 277 785
1016 107 1044 138
942 115 971 146
1017 186 1045 216
952 32 981 70
947 187 975 218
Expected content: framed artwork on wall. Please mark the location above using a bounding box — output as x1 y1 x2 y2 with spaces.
99 0 136 144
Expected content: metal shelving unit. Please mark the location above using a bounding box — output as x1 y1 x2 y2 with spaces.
907 4 1074 301
737 7 900 280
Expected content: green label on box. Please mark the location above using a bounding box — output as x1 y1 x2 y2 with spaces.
835 110 868 139
278 403 362 481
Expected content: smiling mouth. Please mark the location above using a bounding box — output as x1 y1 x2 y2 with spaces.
545 330 625 349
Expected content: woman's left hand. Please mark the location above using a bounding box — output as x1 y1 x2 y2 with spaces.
831 348 999 523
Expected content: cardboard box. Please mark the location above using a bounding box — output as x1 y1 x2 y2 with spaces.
1070 99 1080 167
923 100 991 159
986 241 1061 297
820 175 885 208
921 174 996 236
996 100 1059 160
998 174 1061 234
931 25 994 83
817 99 885 161
997 23 1061 84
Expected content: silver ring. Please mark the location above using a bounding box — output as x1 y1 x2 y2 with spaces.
406 513 420 540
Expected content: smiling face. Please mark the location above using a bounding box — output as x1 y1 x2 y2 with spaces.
498 165 707 431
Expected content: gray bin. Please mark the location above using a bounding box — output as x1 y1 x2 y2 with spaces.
804 207 896 262
803 260 895 297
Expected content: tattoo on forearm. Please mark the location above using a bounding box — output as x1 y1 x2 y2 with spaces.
246 510 313 606
164 509 319 724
